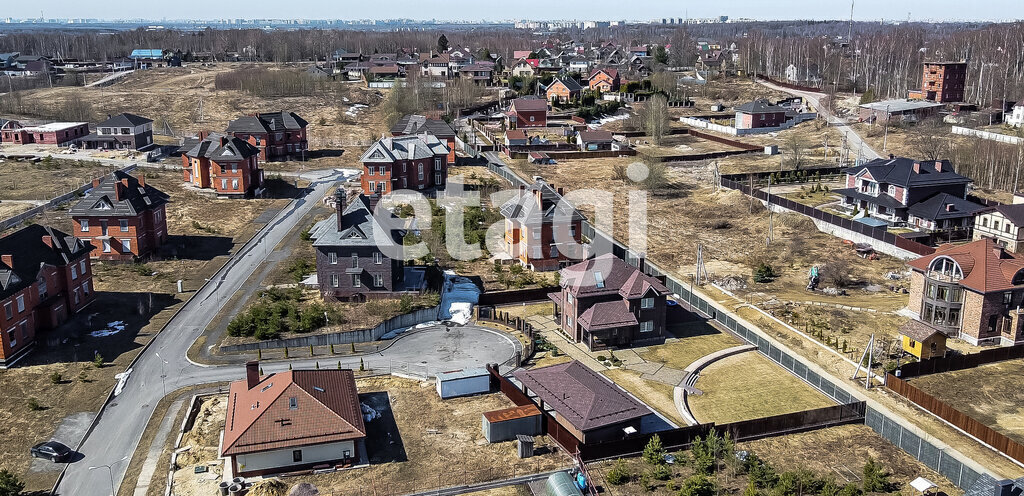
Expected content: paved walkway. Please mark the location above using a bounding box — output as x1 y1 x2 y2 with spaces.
133 398 186 496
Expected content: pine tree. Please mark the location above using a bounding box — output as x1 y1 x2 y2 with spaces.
437 34 450 53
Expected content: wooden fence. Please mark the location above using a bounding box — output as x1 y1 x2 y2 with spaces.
895 345 1024 379
887 374 1024 464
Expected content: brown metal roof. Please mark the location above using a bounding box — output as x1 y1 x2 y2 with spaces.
907 238 1024 294
483 404 542 423
577 300 638 330
510 98 548 112
899 319 943 342
513 360 650 432
560 254 670 299
221 369 366 457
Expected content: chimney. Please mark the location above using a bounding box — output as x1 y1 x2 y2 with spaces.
913 162 921 174
220 136 229 147
945 203 955 212
534 186 543 206
92 178 100 189
335 188 346 232
934 161 944 172
888 153 895 159
408 141 416 158
557 187 564 196
994 480 1016 496
42 235 53 248
519 185 526 197
198 130 209 141
246 360 260 390
137 175 145 188
0 255 11 267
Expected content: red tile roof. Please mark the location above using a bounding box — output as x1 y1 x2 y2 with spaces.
221 369 366 456
907 238 1024 293
483 404 542 422
506 130 527 140
510 98 548 113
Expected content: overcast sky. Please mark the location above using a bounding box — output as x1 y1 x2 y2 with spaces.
6 0 1021 22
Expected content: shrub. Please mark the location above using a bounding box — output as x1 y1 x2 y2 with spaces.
753 262 777 283
746 454 779 489
839 483 861 496
93 353 105 368
643 434 667 465
649 463 671 481
0 469 25 496
861 457 891 493
679 475 716 496
605 459 632 485
27 397 43 411
50 372 62 384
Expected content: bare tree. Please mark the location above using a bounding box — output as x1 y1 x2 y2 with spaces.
784 134 806 169
638 94 670 145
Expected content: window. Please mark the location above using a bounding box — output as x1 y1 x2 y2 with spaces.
331 274 339 287
570 226 576 237
82 280 90 297
403 163 407 173
922 302 933 322
119 219 129 232
640 320 654 333
231 163 237 173
7 329 15 347
529 116 535 122
532 229 540 240
983 217 988 228
936 286 949 301
418 164 424 181
368 181 375 191
373 252 383 265
1004 292 1013 305
38 278 47 299
435 158 442 170
121 239 131 252
641 297 654 309
232 179 238 190
71 266 78 280
594 271 605 288
3 302 11 320
289 397 298 409
435 173 442 184
102 240 111 253
329 252 338 264
566 293 573 304
16 295 24 313
80 261 86 275
1007 224 1012 233
374 273 384 287
120 128 130 135
352 274 361 287
73 288 80 305
80 219 89 232
351 253 359 268
907 339 917 348
532 247 541 259
550 244 558 257
948 307 961 327
292 450 303 463
221 179 228 190
994 221 1001 231
378 166 385 176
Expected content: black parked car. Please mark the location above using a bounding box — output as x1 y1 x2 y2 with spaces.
30 441 72 462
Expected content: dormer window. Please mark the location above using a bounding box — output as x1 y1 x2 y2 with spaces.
594 271 605 288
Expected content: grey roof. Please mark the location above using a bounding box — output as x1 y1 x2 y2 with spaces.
184 133 260 161
390 115 455 138
833 188 905 210
983 203 1024 226
96 113 152 128
907 193 985 221
549 77 583 92
70 170 168 218
735 99 787 114
499 179 585 225
577 129 613 142
843 157 971 188
0 224 92 301
436 368 489 381
360 134 449 163
310 194 401 249
226 111 308 134
859 99 944 113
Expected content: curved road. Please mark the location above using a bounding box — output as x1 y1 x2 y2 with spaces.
54 170 519 496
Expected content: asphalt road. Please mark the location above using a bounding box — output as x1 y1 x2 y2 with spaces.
756 79 881 162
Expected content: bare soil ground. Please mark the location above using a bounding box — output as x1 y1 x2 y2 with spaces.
169 376 570 496
688 352 837 424
909 359 1024 445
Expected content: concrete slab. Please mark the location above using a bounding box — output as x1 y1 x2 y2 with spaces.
30 411 95 472
625 361 664 375
642 366 688 386
133 398 186 496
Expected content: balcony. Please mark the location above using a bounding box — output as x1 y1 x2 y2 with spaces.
925 271 962 284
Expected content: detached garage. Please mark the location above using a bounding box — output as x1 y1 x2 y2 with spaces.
482 404 543 442
436 368 491 399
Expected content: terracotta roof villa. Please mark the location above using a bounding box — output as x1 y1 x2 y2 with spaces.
514 360 651 443
221 361 366 477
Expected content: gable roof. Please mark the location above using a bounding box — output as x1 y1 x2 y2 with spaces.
980 203 1024 226
906 193 985 221
97 113 152 128
577 300 639 330
735 99 787 114
907 238 1024 294
548 77 583 93
499 179 585 224
184 132 260 161
0 224 92 301
510 97 548 113
560 254 670 299
310 194 401 249
506 130 527 141
577 129 613 142
898 319 943 342
69 170 168 218
359 134 449 163
221 368 366 456
842 157 971 189
226 111 307 134
589 68 619 80
513 360 650 431
390 115 455 138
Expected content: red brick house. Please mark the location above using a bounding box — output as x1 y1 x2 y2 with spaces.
0 225 95 367
907 238 1024 346
499 179 586 272
734 99 788 129
550 254 670 350
182 132 264 197
0 121 90 146
226 111 309 162
908 61 967 103
588 68 620 92
221 362 366 477
389 115 456 166
507 98 548 129
71 171 169 260
359 134 449 195
546 77 583 104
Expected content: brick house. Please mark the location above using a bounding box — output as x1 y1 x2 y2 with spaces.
907 238 1024 346
588 68 620 92
0 225 94 367
499 179 586 272
550 254 670 350
221 361 366 477
546 77 583 104
182 132 264 197
79 113 154 150
309 191 407 301
576 129 614 151
389 115 456 166
70 171 169 260
835 157 981 233
506 98 548 129
908 61 967 103
226 111 309 162
734 99 787 129
0 121 90 146
359 134 448 196
973 201 1024 252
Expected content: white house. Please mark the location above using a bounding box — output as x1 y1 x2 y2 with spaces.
1007 102 1024 128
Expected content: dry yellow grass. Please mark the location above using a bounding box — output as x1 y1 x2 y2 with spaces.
602 368 684 426
0 158 118 202
641 325 742 371
688 352 836 424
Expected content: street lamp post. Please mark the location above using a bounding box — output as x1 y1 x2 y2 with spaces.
89 455 129 496
155 352 169 397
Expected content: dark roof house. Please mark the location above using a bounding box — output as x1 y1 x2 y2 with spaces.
0 225 92 302
70 170 168 218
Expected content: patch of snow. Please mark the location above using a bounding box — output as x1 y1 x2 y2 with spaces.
343 97 350 102
113 368 132 396
438 271 480 325
361 402 381 422
89 329 120 337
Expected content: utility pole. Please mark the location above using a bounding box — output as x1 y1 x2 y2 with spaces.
882 104 891 152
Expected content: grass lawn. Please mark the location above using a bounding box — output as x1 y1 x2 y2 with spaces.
641 323 742 370
497 302 555 320
910 359 1024 445
688 352 836 424
602 368 684 426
